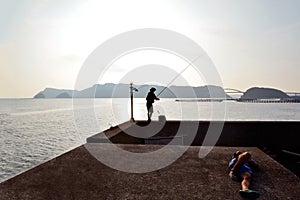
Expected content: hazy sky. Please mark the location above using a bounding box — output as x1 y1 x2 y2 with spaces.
1 0 300 98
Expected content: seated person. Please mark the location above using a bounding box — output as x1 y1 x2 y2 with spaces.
228 151 260 199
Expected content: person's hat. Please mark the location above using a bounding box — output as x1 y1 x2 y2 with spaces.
150 87 156 92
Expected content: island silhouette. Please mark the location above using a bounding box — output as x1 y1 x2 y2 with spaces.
34 83 298 100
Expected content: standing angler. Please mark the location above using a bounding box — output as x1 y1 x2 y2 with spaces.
146 87 160 122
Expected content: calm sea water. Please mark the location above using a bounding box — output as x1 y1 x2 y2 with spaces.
0 98 300 182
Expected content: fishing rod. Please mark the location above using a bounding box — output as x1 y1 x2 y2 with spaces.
156 55 203 97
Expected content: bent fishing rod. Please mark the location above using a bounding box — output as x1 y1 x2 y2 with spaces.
156 55 203 97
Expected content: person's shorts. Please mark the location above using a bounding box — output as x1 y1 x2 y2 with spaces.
146 103 153 111
228 157 253 176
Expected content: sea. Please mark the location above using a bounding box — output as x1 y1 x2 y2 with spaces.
0 98 300 183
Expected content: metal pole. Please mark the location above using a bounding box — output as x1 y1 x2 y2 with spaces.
130 82 134 121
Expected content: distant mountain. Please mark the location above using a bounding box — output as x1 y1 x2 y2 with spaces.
33 83 230 99
34 88 74 98
241 87 290 99
33 93 45 98
56 92 71 98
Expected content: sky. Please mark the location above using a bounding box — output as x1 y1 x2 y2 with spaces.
1 0 300 98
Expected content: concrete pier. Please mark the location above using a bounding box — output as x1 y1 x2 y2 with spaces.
1 120 299 199
87 121 300 151
0 145 299 200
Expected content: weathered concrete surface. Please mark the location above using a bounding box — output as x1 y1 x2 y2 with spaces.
0 145 299 200
87 120 300 177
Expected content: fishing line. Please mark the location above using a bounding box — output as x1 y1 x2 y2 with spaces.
156 54 203 97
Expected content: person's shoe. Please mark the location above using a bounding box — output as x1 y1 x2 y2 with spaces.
239 189 260 199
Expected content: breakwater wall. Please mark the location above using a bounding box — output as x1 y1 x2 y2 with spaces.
175 99 300 103
88 120 300 152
